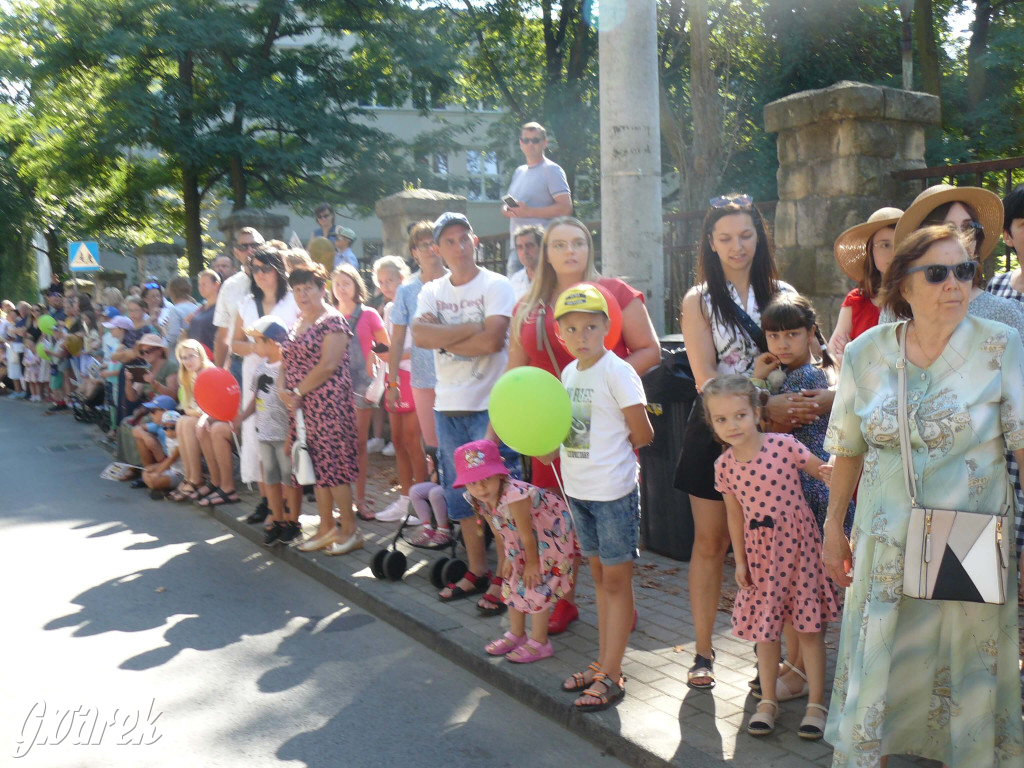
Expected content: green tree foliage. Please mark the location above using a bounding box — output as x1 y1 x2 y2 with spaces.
0 136 37 301
0 0 436 274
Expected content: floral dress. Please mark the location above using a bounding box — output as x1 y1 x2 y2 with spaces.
782 363 854 535
823 317 1024 767
471 479 578 615
282 311 358 488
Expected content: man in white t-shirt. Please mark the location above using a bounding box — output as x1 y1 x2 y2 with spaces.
213 226 263 379
412 211 519 601
502 121 572 275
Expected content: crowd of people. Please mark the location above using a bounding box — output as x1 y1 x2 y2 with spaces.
3 119 1024 766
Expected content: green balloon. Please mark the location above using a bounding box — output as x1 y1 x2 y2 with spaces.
488 367 571 457
36 341 51 362
38 314 56 335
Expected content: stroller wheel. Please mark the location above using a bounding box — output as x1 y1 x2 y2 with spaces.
370 549 388 580
441 558 467 587
430 557 449 589
383 550 408 581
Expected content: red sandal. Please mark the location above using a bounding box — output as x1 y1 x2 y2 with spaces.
437 570 490 602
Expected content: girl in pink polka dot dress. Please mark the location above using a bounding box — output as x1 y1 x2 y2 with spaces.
704 375 839 741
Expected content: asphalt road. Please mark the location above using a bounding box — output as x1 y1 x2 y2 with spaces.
0 398 625 768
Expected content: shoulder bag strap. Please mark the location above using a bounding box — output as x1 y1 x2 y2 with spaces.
895 321 918 505
732 303 768 353
295 407 307 444
536 305 561 378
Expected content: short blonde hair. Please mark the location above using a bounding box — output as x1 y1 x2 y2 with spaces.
372 255 411 287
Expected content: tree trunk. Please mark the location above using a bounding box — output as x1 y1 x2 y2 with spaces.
44 229 62 284
966 0 992 111
229 149 247 211
687 0 723 209
913 0 942 100
182 164 204 275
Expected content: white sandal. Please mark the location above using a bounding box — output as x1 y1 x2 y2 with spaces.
747 699 777 736
775 659 809 702
798 702 828 740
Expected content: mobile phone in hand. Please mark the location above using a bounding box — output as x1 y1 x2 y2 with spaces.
502 195 519 209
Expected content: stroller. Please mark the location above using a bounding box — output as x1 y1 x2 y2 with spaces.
70 382 108 428
369 498 495 586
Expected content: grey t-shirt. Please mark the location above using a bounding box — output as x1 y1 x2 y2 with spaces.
506 157 570 273
253 360 288 442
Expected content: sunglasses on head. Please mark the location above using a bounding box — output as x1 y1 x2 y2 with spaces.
905 260 978 284
143 282 161 290
709 193 753 209
519 137 543 144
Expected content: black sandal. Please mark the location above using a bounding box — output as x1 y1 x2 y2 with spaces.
574 672 626 712
687 650 716 690
438 570 489 602
198 488 241 507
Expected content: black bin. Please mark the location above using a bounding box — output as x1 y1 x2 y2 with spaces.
639 335 698 561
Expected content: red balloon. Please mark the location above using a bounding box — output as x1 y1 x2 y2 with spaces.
194 367 241 422
555 281 623 356
200 342 214 361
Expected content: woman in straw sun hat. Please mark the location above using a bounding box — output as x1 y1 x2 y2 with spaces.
886 183 1024 558
828 206 903 363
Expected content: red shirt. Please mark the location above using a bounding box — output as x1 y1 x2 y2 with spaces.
841 289 880 342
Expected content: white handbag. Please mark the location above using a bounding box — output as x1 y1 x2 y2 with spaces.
291 408 317 486
897 322 1010 605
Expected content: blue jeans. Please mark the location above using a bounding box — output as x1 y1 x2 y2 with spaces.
568 485 641 566
434 410 520 521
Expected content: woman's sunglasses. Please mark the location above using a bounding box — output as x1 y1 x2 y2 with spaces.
905 260 978 284
250 262 278 274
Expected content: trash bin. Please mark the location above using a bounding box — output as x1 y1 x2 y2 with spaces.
639 335 698 561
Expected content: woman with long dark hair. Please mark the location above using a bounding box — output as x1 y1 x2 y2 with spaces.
676 194 825 692
232 246 298 511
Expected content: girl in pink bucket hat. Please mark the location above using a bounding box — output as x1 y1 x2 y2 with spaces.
454 439 579 663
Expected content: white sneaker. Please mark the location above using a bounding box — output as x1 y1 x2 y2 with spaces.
366 437 385 454
381 442 395 457
375 496 411 522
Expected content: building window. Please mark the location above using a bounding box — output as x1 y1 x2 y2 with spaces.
465 150 500 201
416 151 449 191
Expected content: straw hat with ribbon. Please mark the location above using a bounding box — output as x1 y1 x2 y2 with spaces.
833 207 904 283
893 184 1004 261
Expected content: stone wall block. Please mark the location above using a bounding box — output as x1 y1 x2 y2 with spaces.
777 167 812 201
815 81 885 121
883 88 942 125
134 242 184 286
795 123 838 161
773 201 798 249
218 209 290 256
836 120 898 159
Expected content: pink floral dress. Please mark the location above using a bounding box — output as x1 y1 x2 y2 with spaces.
471 479 578 615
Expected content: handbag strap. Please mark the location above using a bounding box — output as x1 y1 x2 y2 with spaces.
295 407 307 443
536 306 561 378
895 321 919 506
733 303 767 353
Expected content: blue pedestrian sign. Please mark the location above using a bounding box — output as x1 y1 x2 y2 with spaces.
69 241 100 272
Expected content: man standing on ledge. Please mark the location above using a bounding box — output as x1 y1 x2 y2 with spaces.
412 212 519 603
502 122 572 276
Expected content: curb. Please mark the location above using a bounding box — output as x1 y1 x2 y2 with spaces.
206 504 714 768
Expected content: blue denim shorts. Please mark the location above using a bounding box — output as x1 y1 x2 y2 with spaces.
434 410 520 521
567 486 640 566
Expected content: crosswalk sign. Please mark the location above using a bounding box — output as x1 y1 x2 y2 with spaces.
69 241 100 272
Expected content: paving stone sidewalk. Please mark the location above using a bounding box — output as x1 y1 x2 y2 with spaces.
212 454 936 768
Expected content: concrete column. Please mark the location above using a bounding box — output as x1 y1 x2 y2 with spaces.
375 189 467 262
134 243 184 286
599 0 664 334
217 208 290 256
764 81 939 326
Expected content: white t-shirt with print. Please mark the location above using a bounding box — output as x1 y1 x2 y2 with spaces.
213 271 252 354
414 267 514 412
559 351 646 501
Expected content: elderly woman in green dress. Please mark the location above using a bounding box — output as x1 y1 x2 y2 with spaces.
822 224 1024 768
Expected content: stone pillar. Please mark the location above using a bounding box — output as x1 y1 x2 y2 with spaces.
599 0 664 334
375 189 467 261
134 243 185 285
217 208 290 256
764 81 940 327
